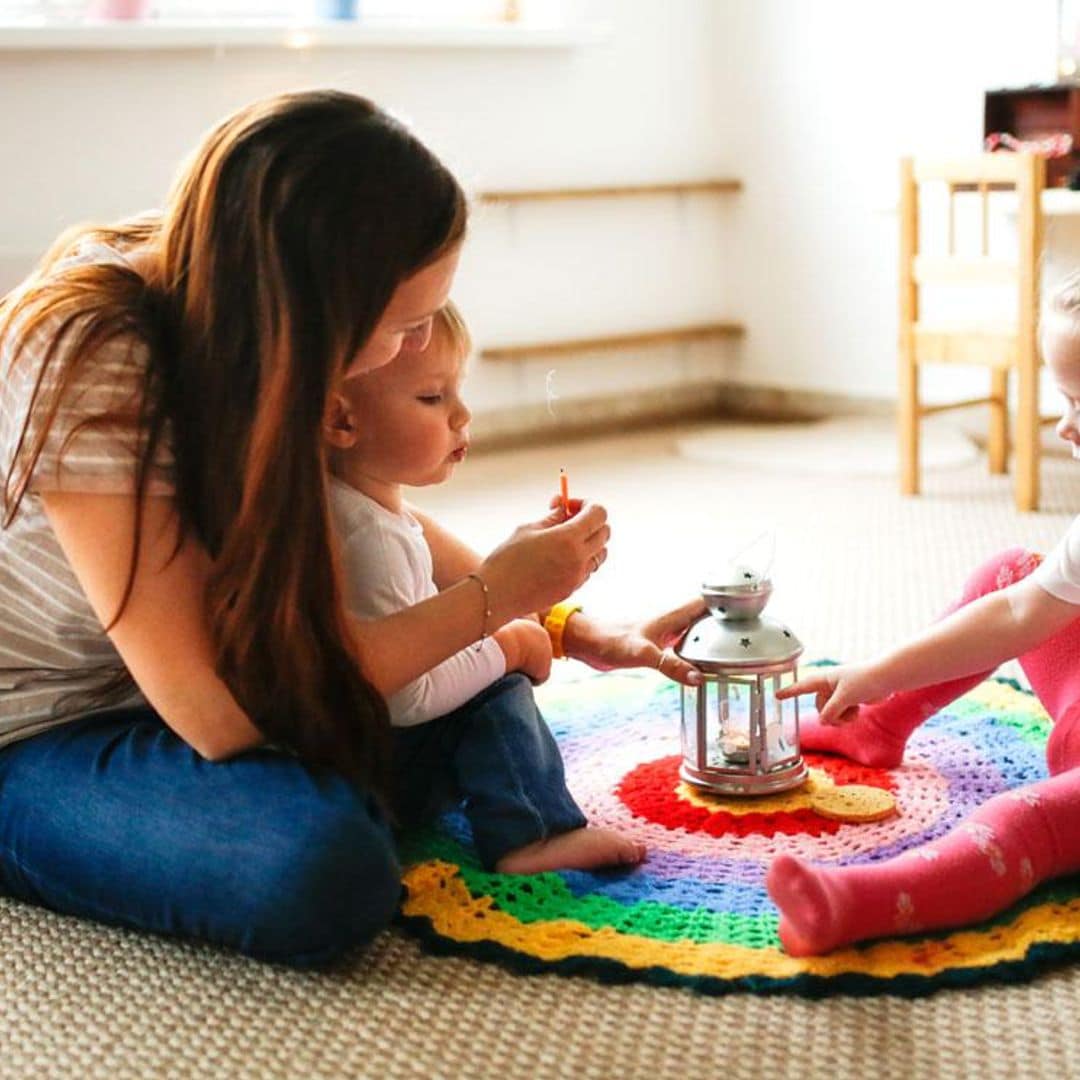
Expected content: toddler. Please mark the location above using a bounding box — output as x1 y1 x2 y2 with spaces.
766 271 1080 955
325 301 645 874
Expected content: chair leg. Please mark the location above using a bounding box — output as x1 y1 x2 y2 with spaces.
988 368 1008 475
898 158 919 496
1014 150 1042 512
1015 357 1039 512
899 360 919 496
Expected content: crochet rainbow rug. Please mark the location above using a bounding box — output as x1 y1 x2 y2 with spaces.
397 670 1080 997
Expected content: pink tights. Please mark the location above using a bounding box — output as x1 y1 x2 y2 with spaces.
767 547 1080 955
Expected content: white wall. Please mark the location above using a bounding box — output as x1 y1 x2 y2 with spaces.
0 0 1069 415
0 0 737 425
715 0 1061 404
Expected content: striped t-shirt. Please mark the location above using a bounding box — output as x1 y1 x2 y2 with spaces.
0 244 175 747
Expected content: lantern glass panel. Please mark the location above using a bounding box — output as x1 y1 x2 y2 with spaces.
762 671 799 768
681 678 705 765
715 675 756 767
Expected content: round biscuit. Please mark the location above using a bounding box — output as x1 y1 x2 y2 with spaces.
810 784 897 823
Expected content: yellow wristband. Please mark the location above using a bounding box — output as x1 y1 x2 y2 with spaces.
543 601 582 660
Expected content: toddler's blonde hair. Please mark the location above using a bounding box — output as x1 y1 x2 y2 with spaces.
1048 270 1080 318
1042 271 1080 353
433 298 472 358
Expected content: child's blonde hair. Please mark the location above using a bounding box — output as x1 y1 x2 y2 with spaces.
1049 271 1080 318
1044 271 1080 352
433 298 471 358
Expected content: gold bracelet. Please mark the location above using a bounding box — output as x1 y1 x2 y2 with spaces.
466 572 491 652
543 601 582 660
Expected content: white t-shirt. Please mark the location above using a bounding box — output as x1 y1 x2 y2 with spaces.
329 477 505 726
1033 515 1080 605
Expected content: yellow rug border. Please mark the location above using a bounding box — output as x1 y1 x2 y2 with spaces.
401 860 1080 981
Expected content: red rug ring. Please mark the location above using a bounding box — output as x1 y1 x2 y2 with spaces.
616 752 895 837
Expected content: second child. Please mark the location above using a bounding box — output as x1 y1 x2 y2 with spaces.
765 273 1080 956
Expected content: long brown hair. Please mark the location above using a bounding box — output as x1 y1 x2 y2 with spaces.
0 90 467 795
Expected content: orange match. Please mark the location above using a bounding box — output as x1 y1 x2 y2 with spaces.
559 468 570 516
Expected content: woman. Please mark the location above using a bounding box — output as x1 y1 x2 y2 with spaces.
0 90 702 967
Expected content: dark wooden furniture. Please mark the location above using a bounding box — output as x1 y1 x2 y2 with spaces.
984 84 1080 188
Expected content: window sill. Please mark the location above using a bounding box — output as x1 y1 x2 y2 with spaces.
0 18 608 51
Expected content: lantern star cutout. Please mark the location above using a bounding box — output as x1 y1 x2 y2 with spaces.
739 637 752 649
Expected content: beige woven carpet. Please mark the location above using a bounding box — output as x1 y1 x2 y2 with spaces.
6 417 1080 1079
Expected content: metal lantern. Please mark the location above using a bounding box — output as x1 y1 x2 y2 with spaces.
675 575 807 796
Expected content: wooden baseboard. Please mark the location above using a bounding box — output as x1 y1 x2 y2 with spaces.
717 383 894 421
469 382 893 451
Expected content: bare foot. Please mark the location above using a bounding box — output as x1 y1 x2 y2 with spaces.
494 827 646 874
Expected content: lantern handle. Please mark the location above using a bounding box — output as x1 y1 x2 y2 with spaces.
727 530 776 583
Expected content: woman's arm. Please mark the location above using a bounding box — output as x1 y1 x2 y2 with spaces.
41 490 263 760
352 500 609 695
779 577 1080 724
409 502 705 686
337 501 510 721
406 505 482 588
561 598 707 686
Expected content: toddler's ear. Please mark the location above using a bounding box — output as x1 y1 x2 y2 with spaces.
324 392 359 449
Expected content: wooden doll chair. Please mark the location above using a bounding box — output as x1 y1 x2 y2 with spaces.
898 153 1045 511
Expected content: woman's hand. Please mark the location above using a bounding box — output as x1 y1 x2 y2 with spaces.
563 597 708 687
479 498 610 624
494 619 554 685
775 663 888 725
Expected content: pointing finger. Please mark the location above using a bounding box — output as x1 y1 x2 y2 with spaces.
776 674 830 701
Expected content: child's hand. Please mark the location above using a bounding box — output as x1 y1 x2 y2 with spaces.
776 664 888 726
494 619 553 685
481 499 610 618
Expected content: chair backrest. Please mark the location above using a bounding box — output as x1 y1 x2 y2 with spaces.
899 153 1044 370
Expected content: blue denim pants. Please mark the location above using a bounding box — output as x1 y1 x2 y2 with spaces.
392 673 586 869
0 706 401 968
0 674 582 967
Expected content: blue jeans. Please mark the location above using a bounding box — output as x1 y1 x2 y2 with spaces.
0 708 401 968
0 675 583 966
393 673 586 869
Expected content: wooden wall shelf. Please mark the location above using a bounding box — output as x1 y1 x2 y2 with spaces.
480 322 744 362
477 179 742 204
